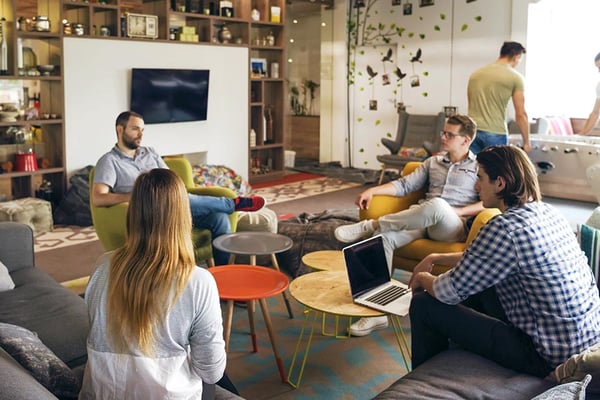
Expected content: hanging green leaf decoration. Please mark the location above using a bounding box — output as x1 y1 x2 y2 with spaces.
375 120 381 126
419 16 423 21
422 92 428 97
408 32 414 38
396 27 406 36
359 87 365 91
364 161 369 165
359 148 365 152
358 117 363 122
440 13 446 20
419 33 426 39
474 16 482 21
386 132 392 138
434 25 440 31
423 71 429 76
461 24 468 31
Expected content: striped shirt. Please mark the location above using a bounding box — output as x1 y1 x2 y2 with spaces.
391 152 479 207
434 202 600 367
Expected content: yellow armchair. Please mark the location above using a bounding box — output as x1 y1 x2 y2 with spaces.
89 157 239 266
359 161 500 275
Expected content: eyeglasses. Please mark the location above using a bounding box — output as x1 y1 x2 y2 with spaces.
440 130 462 139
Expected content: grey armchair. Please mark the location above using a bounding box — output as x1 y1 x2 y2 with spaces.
376 110 445 184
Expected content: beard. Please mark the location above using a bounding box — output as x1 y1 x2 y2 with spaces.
122 136 141 150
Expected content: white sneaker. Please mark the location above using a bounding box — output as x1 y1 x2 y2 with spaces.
349 316 389 337
334 220 375 243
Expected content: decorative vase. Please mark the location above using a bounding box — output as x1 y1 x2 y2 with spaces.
218 24 232 43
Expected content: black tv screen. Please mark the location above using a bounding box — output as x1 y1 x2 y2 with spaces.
130 68 210 124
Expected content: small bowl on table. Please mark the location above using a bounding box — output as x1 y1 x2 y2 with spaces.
37 64 55 76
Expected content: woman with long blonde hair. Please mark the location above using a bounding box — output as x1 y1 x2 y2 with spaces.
80 169 227 399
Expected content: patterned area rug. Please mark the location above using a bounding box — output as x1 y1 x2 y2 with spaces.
34 225 99 253
252 177 361 205
226 280 412 400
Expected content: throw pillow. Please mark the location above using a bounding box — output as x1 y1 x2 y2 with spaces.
552 343 600 386
0 259 15 292
532 374 591 400
0 322 80 399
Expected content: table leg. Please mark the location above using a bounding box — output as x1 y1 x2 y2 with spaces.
228 254 236 264
250 254 256 265
270 254 294 319
224 300 234 352
287 308 318 388
320 314 352 338
389 315 412 371
248 300 257 352
258 298 287 383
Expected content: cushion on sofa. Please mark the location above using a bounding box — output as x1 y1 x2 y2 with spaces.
0 323 80 399
0 347 60 400
532 374 591 400
0 259 15 291
0 267 89 367
373 349 555 400
553 342 600 386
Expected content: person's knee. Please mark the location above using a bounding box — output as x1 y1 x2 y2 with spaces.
212 214 232 236
409 291 435 317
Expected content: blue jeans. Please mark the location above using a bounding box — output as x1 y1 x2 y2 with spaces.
470 130 508 154
188 194 234 265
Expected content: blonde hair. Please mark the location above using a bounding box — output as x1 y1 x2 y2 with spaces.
107 169 195 355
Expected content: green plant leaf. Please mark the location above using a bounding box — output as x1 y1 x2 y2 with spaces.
386 132 392 138
422 92 428 97
474 16 482 21
434 25 440 31
358 117 363 122
419 33 426 39
461 24 468 31
440 13 446 20
375 120 381 126
359 148 364 152
408 32 414 38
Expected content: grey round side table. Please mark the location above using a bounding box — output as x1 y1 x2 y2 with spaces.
213 231 294 318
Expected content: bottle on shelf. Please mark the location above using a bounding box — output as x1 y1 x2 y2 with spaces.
0 18 7 76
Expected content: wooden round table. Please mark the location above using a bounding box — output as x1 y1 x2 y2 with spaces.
209 264 289 383
287 270 411 388
301 250 346 272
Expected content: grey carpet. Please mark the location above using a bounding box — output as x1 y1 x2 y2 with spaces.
292 160 389 184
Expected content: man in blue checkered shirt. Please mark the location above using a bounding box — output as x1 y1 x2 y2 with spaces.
409 145 600 376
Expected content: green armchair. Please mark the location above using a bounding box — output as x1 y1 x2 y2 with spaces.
89 157 238 266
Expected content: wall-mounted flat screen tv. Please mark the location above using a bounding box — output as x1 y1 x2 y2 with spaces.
130 68 210 124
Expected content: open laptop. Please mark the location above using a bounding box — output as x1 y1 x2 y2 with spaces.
343 235 412 316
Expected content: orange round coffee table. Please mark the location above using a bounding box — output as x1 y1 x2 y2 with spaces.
209 264 289 382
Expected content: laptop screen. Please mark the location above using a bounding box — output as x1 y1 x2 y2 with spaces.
343 235 391 298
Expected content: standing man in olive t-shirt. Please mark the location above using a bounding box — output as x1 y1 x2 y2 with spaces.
467 41 531 154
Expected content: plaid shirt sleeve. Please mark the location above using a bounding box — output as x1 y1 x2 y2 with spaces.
433 215 515 304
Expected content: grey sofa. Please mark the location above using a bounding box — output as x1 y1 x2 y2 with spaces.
374 348 600 399
0 222 243 400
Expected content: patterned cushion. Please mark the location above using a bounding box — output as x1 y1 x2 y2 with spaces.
0 323 80 399
192 164 251 196
532 374 591 400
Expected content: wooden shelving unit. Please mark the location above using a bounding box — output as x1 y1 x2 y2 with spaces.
0 0 65 202
0 0 287 202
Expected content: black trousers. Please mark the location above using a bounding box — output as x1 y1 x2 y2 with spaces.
409 289 553 377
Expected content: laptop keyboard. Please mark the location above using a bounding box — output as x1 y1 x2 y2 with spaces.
365 285 409 306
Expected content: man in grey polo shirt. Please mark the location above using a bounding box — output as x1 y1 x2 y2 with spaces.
334 114 484 336
92 111 265 265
